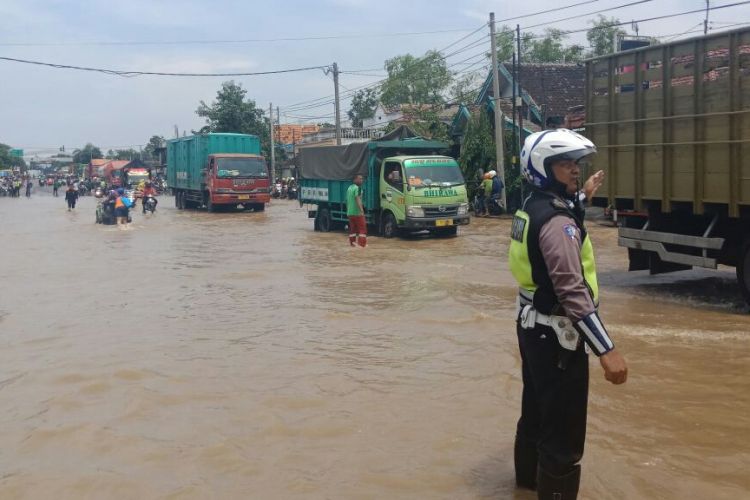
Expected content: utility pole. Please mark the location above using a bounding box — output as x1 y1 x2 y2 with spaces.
704 0 710 35
269 102 276 184
490 12 507 210
516 23 524 201
333 62 342 145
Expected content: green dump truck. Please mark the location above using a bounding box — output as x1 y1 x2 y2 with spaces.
299 127 470 237
585 27 750 303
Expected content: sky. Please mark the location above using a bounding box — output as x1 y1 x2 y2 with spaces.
0 0 744 159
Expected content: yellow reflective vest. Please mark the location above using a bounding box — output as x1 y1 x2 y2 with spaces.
508 191 599 311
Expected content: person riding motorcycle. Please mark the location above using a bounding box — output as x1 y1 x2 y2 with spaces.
141 181 158 213
114 187 132 225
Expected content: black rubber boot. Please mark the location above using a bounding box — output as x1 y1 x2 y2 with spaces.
514 434 538 490
536 465 580 500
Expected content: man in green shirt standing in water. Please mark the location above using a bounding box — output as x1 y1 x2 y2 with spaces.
346 174 366 247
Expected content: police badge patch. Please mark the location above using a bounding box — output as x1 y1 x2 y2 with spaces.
563 224 578 240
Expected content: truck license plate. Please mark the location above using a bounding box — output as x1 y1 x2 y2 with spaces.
238 195 250 200
436 219 453 227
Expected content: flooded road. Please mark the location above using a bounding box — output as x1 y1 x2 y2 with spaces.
1 191 748 499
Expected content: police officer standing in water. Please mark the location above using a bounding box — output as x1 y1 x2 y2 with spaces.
508 129 628 499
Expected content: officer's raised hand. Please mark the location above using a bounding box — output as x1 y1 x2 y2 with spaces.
600 349 628 384
583 169 605 200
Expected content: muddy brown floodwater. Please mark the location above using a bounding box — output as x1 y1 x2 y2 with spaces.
0 190 748 499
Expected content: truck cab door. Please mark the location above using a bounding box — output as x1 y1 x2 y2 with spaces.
204 158 214 189
381 160 406 222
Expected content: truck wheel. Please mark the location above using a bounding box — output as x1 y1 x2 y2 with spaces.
175 191 181 208
317 208 332 232
382 212 398 238
254 203 265 212
736 240 750 305
176 191 184 210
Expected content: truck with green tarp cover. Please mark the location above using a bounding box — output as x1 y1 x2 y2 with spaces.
167 133 270 212
585 27 750 303
298 126 470 237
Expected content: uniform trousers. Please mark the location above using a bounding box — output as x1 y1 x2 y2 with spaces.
515 321 589 477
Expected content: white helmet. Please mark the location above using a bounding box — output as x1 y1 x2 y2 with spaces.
520 129 596 189
488 170 497 178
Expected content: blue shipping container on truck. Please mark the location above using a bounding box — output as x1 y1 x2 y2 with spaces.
167 133 261 192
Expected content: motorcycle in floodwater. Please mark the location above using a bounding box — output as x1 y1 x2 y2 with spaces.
286 186 298 200
486 195 504 216
143 196 157 214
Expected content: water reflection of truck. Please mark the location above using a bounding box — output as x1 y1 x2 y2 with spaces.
167 133 270 212
585 27 750 303
299 127 470 237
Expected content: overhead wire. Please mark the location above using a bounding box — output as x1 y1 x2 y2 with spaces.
525 0 750 39
0 27 484 47
0 56 330 77
281 0 604 112
522 0 655 31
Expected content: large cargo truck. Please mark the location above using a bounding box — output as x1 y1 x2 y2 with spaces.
298 127 470 238
167 133 270 212
585 27 750 302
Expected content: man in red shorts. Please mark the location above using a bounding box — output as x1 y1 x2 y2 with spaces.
346 174 366 247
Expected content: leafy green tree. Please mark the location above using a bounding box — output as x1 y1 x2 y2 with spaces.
196 80 271 155
382 106 450 142
0 143 26 169
458 111 523 210
347 88 379 127
526 29 584 63
111 149 139 161
458 112 496 200
450 71 483 104
72 143 103 164
587 15 626 57
143 135 165 161
380 50 452 106
494 25 521 62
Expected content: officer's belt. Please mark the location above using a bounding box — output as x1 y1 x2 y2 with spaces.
516 297 581 351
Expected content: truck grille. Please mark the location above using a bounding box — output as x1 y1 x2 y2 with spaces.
423 205 459 217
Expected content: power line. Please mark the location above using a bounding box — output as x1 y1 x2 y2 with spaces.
283 42 486 112
523 0 655 30
525 0 750 38
283 0 747 117
281 22 497 111
491 0 602 25
0 27 483 47
0 56 330 77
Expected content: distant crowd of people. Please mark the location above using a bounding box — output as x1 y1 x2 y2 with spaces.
1 175 34 198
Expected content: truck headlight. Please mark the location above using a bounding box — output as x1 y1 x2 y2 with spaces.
216 188 231 193
407 206 424 218
458 203 469 215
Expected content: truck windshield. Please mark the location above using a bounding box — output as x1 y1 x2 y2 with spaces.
405 165 464 188
128 174 149 186
217 158 268 178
